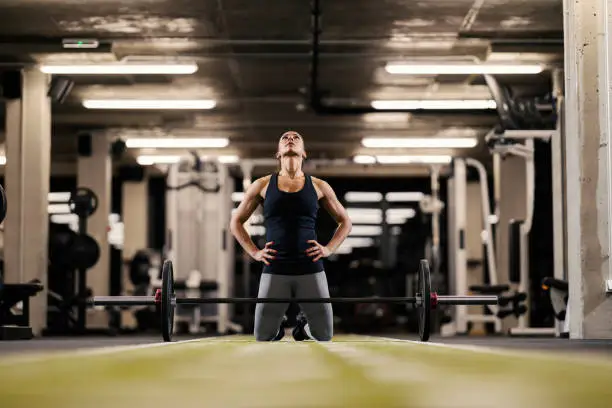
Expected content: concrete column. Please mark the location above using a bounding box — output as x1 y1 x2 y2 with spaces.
4 68 52 335
563 0 612 338
120 171 149 328
551 69 567 336
465 182 484 333
77 133 111 328
122 174 149 260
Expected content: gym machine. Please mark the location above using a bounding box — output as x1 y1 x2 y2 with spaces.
447 158 503 335
485 127 558 337
165 154 242 335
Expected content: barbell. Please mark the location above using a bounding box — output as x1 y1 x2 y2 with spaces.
89 259 498 342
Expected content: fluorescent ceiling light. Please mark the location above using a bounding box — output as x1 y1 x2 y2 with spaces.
136 154 236 165
354 155 452 164
83 99 216 110
344 192 383 203
385 192 424 202
346 208 383 224
40 63 198 75
344 237 375 247
362 137 478 148
387 208 416 218
385 63 543 75
347 208 382 216
353 155 377 164
335 246 353 255
346 191 426 203
347 215 383 224
376 155 452 164
371 100 496 110
207 155 239 164
349 225 383 236
126 138 229 149
136 155 182 165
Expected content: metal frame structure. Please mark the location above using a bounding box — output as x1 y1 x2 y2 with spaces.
165 157 242 335
485 127 560 337
447 158 502 335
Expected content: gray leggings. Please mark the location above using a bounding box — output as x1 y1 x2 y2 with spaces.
254 271 333 341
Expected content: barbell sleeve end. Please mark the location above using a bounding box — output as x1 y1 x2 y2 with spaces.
91 296 157 306
436 295 499 305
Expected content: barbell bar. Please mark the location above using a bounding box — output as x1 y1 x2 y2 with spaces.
89 259 499 342
92 295 497 306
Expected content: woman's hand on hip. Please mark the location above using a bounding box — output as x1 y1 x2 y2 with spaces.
305 240 331 262
253 241 277 265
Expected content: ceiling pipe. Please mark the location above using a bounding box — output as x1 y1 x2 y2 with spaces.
305 0 497 116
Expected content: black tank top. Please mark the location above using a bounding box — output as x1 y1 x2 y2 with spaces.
262 172 324 275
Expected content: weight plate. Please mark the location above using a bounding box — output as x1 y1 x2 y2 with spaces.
69 187 99 217
129 250 152 285
0 184 6 224
70 234 101 270
161 260 175 342
418 259 431 342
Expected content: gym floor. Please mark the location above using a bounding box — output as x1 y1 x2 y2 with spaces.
1 334 611 408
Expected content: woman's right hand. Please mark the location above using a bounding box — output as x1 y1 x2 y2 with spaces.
253 241 277 265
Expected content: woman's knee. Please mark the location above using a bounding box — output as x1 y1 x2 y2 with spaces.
307 320 333 341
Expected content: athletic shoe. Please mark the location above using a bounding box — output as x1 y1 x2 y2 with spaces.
273 315 288 341
292 312 309 341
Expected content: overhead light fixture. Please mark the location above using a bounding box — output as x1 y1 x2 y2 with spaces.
205 155 239 164
40 63 198 75
83 99 216 110
349 225 383 236
343 237 375 247
126 138 229 149
385 192 424 202
136 153 236 165
344 192 383 203
377 155 452 164
136 155 182 165
387 208 417 218
353 155 377 164
371 100 496 110
353 155 452 164
346 208 383 224
345 191 426 203
361 137 478 148
385 63 544 75
0 156 6 165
